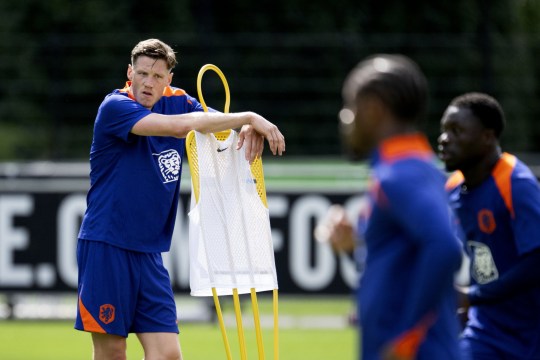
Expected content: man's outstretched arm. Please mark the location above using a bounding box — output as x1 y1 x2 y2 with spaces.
131 111 285 156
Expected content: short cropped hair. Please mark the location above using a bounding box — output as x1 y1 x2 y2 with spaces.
343 54 428 123
450 92 505 138
131 39 177 70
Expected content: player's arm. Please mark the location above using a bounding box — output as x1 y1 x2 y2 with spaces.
131 111 285 155
387 170 462 327
183 95 265 162
237 125 265 164
466 175 540 304
380 166 462 357
465 248 540 305
314 205 358 253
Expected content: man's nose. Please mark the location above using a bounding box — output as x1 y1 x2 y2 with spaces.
144 77 154 87
438 132 448 144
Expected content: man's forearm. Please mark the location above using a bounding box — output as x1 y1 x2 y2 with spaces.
175 111 255 136
132 109 285 156
468 248 540 305
131 111 254 138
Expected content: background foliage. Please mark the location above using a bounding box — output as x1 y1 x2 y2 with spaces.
1 0 540 159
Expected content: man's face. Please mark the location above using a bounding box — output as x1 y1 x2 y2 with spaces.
438 106 490 172
127 56 172 109
339 95 381 160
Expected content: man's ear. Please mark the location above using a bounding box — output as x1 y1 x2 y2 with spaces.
364 96 389 134
127 64 133 81
368 96 388 122
168 72 173 85
482 127 498 146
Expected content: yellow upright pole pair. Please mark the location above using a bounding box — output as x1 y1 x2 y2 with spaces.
186 64 279 360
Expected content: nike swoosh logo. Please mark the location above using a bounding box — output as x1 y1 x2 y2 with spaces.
217 147 229 152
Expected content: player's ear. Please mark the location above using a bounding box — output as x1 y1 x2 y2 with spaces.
369 96 388 121
483 128 498 147
168 72 173 85
364 95 389 133
127 64 133 81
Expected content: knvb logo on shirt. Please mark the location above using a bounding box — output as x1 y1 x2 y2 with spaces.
477 209 496 234
468 241 499 284
154 149 181 183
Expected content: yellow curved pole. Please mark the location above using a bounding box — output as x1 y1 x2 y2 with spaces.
197 64 235 360
197 64 231 114
195 64 279 360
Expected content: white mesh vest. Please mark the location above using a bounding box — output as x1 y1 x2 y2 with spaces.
188 131 278 296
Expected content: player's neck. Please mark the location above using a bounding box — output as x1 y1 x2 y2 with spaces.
379 121 417 140
461 150 502 188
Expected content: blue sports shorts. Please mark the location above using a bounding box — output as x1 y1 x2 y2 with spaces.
74 239 179 337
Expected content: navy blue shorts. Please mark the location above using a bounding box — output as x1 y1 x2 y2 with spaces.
74 239 178 337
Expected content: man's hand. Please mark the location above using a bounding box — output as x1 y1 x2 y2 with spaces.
328 207 357 253
314 205 358 253
237 125 265 164
247 112 285 156
455 284 470 328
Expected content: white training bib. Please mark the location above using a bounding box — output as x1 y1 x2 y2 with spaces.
188 131 278 296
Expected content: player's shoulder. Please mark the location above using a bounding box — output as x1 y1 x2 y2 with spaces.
511 156 538 182
493 153 537 186
163 86 188 97
98 92 139 116
445 171 464 192
160 86 198 106
488 153 540 216
100 88 133 104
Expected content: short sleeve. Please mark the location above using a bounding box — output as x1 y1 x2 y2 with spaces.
186 94 205 112
511 176 540 255
95 94 152 142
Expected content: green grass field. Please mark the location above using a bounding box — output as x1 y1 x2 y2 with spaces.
0 295 357 360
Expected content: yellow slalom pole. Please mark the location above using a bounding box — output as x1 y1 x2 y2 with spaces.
250 288 265 360
197 64 234 360
233 288 248 360
197 64 230 114
212 288 233 360
273 289 279 360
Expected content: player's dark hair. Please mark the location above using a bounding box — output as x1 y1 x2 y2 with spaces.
450 92 505 138
343 54 428 124
131 39 177 70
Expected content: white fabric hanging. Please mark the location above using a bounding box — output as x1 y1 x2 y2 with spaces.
188 131 278 296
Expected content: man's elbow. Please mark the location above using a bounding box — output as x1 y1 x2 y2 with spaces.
170 122 192 138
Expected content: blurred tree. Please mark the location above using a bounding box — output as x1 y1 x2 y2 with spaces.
0 0 539 159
